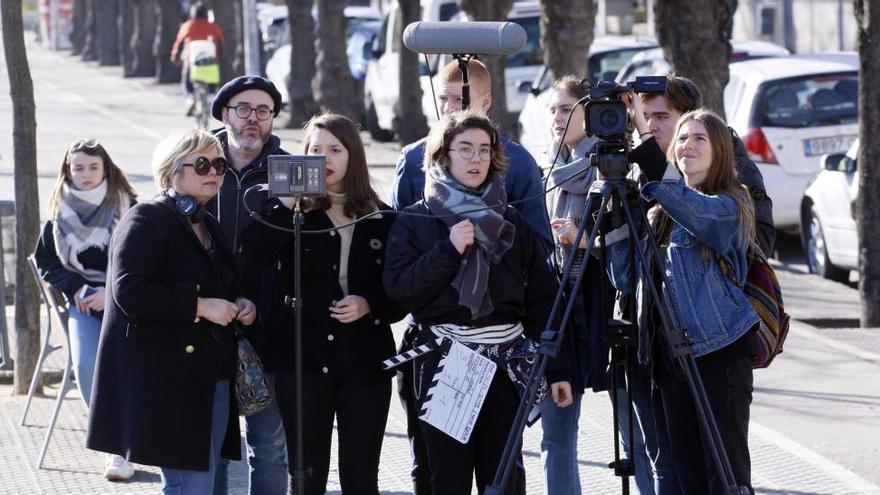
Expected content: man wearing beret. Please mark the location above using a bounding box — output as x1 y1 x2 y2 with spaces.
208 75 290 495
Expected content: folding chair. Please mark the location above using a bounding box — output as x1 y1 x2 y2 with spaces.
22 254 77 469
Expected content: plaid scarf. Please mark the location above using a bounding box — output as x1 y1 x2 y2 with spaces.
53 180 129 283
425 166 515 319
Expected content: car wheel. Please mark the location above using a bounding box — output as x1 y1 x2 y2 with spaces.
805 209 849 282
365 97 394 142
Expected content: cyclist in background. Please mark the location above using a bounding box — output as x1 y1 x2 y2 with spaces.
171 2 224 117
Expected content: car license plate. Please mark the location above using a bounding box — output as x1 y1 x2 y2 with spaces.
804 135 856 156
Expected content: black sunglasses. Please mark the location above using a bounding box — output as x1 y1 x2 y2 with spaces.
182 156 228 176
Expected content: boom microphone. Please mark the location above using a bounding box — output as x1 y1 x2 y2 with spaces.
402 21 527 55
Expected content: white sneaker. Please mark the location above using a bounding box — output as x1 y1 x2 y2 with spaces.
104 454 135 481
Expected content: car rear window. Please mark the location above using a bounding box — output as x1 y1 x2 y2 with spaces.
758 72 858 128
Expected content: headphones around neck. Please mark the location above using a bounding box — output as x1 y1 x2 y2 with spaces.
167 189 206 223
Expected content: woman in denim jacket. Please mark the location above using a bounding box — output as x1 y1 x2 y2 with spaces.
607 108 760 494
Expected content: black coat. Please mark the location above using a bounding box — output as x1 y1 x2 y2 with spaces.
240 200 405 374
383 202 567 381
85 196 241 471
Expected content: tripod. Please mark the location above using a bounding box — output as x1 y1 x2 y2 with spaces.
486 170 749 495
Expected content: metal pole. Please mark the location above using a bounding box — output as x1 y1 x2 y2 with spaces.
241 0 261 75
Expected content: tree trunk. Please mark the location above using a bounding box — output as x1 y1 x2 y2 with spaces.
395 0 429 143
654 0 732 117
70 0 87 55
457 0 514 137
855 0 880 327
96 0 120 66
119 0 135 76
313 0 359 119
81 0 98 61
1 0 42 395
233 2 245 76
210 0 242 83
286 0 319 128
130 0 157 77
155 0 182 83
540 0 594 81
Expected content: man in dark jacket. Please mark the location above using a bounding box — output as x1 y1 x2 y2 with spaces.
208 75 289 495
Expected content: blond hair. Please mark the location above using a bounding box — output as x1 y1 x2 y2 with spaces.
151 129 225 191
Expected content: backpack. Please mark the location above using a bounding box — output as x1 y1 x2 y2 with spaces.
718 245 791 368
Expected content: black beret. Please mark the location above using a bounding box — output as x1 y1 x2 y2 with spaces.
211 75 283 121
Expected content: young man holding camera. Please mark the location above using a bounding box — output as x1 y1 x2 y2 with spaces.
640 75 775 254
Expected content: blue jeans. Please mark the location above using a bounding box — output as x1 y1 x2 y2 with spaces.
68 306 101 408
215 374 288 495
540 391 584 495
161 380 230 494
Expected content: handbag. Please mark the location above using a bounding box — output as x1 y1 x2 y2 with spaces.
233 324 274 416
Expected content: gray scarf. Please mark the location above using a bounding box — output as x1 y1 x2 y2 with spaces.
53 180 129 283
546 137 596 272
425 166 515 319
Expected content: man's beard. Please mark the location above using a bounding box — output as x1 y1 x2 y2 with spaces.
229 120 271 152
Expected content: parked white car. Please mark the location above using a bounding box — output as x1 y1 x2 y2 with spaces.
725 56 858 231
800 139 859 282
517 35 658 160
614 40 791 82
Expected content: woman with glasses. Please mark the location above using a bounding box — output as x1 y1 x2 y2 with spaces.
383 111 565 495
86 129 256 494
240 113 403 494
33 138 137 480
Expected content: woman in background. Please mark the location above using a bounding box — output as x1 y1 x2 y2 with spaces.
33 138 136 481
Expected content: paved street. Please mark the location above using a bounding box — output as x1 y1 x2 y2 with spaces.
1 36 879 494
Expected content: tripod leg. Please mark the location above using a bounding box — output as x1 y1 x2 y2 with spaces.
487 190 612 494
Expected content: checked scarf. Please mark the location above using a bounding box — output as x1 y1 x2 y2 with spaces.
424 166 515 319
53 180 129 283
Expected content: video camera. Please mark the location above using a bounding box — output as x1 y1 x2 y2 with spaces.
583 76 667 180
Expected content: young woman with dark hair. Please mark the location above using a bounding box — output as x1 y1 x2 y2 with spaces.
383 110 564 495
33 138 137 480
242 113 403 494
607 108 759 494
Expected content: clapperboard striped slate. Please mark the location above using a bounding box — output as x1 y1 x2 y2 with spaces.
381 337 445 370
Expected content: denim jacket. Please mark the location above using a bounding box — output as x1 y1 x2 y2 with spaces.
607 177 760 360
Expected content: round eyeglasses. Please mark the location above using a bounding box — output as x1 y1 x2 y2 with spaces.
451 145 492 161
182 156 228 176
227 104 275 121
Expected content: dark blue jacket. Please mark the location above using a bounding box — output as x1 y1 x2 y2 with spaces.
390 136 553 252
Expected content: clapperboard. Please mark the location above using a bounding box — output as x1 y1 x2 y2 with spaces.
418 341 496 444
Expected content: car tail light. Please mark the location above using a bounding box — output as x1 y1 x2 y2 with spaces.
741 127 779 164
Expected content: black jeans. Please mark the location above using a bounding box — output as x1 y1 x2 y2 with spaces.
275 363 391 495
656 334 754 495
397 327 434 495
415 348 526 495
